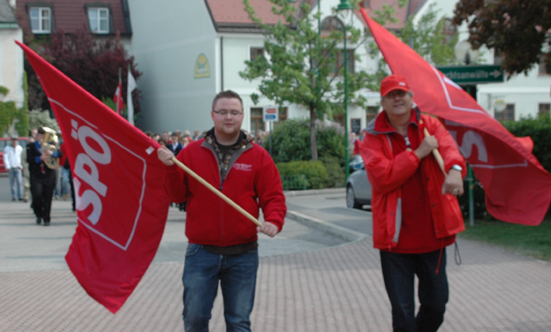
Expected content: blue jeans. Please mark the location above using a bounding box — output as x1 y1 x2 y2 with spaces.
8 168 23 199
380 249 449 332
182 243 259 332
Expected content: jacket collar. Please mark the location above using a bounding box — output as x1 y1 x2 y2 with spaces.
365 109 418 135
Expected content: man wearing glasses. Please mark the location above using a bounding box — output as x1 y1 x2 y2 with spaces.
157 90 286 332
360 75 466 332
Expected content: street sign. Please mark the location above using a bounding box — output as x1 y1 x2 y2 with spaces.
263 106 279 122
437 65 504 84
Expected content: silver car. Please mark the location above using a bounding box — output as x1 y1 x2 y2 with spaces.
346 162 372 209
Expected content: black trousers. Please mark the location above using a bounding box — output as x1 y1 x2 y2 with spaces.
31 171 56 222
380 249 449 332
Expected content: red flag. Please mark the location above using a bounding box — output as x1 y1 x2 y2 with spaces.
359 9 551 225
16 41 170 312
113 81 125 115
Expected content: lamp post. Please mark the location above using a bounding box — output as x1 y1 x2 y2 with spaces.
337 0 353 180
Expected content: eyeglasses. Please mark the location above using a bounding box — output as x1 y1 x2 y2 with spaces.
384 90 408 99
212 109 243 116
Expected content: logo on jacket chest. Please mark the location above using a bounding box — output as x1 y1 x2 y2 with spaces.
233 163 252 172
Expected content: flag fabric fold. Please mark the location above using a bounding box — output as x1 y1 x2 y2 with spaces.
127 66 137 125
359 8 551 225
17 41 170 313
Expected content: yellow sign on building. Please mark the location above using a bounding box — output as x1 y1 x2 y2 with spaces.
194 54 210 78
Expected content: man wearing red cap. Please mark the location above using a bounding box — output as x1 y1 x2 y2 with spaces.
360 74 466 332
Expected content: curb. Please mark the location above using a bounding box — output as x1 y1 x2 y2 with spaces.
286 210 367 243
284 188 345 197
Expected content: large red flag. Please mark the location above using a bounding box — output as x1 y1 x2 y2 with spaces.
17 41 171 312
359 9 551 225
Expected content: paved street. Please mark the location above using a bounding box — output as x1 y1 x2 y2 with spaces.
1 174 551 331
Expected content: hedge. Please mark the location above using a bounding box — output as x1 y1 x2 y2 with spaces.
276 160 329 190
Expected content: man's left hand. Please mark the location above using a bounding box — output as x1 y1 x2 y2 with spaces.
257 221 279 237
442 169 464 196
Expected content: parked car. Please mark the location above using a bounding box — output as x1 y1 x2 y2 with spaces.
348 154 364 173
0 137 29 173
346 162 372 209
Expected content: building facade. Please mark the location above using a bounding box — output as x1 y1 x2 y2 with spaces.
128 0 425 135
0 0 23 109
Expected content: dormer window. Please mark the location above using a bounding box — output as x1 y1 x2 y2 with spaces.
87 7 110 34
29 7 51 33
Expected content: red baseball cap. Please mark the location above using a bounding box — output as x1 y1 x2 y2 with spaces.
380 74 410 97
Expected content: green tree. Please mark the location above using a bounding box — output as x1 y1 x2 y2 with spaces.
240 0 372 161
365 1 457 91
400 3 459 66
452 0 551 76
24 29 142 116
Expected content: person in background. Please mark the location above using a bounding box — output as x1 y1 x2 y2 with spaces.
180 135 190 149
168 132 183 156
27 127 63 226
192 129 201 141
59 142 75 211
360 74 466 332
3 137 25 202
162 131 170 145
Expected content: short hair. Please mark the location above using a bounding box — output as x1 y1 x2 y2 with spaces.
37 127 45 135
212 90 243 110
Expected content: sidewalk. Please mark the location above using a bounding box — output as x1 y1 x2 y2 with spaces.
1 185 551 331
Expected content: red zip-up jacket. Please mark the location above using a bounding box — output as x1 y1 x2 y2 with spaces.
360 110 466 251
163 135 286 247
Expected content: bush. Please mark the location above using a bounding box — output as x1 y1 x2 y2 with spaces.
320 155 345 188
503 115 551 173
266 119 345 163
276 160 329 190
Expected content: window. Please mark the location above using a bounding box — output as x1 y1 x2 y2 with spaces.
250 47 264 61
334 114 344 128
88 7 110 34
250 108 265 134
29 7 51 33
366 106 378 122
321 16 344 34
321 49 355 75
495 104 515 121
338 49 355 74
539 103 550 116
493 49 503 66
442 18 457 43
539 54 550 76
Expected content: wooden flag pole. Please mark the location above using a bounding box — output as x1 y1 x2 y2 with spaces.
171 157 262 227
419 120 447 176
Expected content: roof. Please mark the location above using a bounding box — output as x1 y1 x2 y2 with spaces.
0 0 19 28
15 0 131 35
205 0 425 32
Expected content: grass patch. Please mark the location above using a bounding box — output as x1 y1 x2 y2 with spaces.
459 219 551 262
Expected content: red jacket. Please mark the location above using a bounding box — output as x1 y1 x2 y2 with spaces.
360 111 466 251
164 137 286 247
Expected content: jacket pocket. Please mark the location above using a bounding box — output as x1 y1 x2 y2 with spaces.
185 243 201 256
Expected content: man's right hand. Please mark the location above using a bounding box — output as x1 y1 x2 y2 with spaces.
157 147 175 166
414 135 439 160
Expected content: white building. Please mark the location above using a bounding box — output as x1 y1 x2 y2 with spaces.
128 0 425 135
415 0 551 121
0 0 24 109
